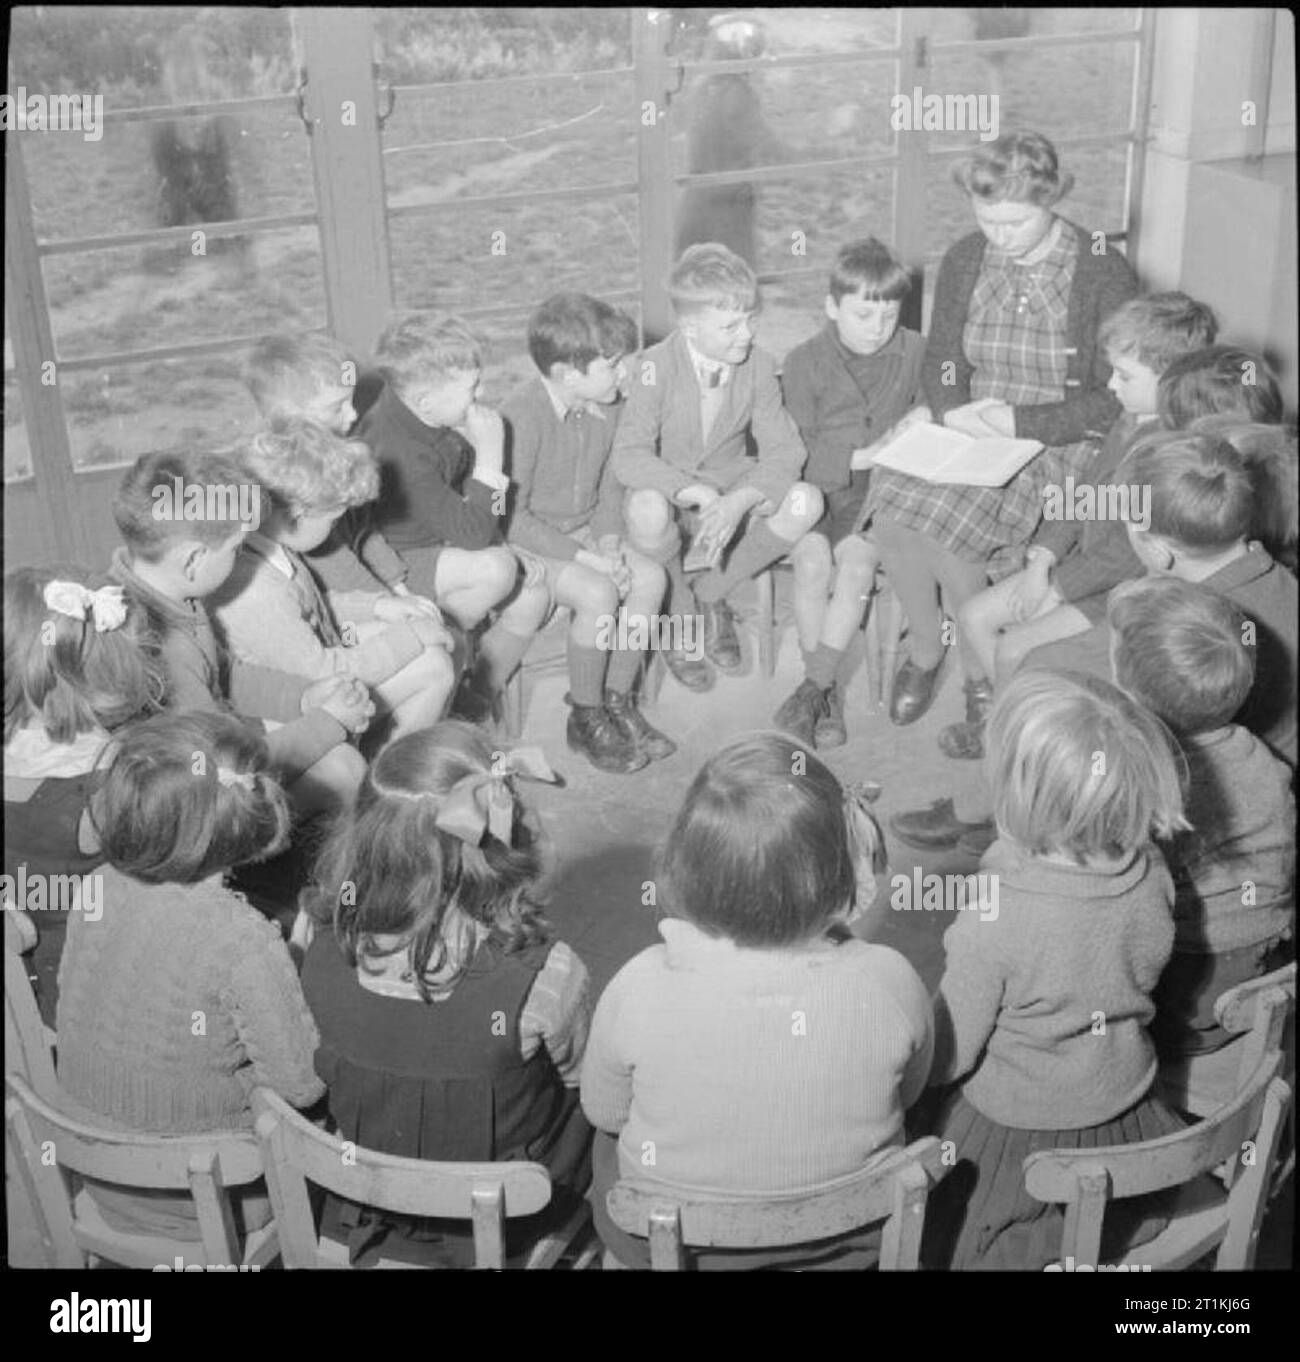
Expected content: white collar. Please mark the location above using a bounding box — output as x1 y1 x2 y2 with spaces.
684 337 732 388
246 532 295 580
540 377 607 422
3 724 111 779
1010 215 1063 268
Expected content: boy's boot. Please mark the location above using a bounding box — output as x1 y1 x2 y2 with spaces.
773 678 826 748
605 689 676 761
813 680 847 749
565 694 648 774
700 596 743 673
937 677 996 760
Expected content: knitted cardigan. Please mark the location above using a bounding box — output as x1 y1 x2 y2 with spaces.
56 865 324 1134
921 220 1139 446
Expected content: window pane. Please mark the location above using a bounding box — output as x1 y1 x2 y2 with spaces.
374 8 632 79
61 356 259 473
7 6 298 110
29 106 316 245
669 9 899 59
44 226 326 366
389 194 641 320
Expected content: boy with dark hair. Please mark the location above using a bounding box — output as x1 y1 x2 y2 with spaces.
503 293 675 772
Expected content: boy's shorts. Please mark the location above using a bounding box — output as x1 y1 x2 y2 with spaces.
514 526 599 621
817 474 872 547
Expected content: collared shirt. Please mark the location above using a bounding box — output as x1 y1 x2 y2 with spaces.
684 336 732 390
540 377 609 425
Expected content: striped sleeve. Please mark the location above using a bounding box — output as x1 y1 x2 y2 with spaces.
518 940 591 1086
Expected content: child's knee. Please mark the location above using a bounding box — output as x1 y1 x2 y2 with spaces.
993 628 1031 676
782 481 824 530
568 566 619 617
624 488 673 543
479 547 520 604
411 644 456 691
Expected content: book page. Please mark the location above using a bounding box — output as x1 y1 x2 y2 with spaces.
870 422 1042 487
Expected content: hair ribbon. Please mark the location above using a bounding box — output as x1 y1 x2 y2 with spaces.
434 746 558 846
216 767 257 791
43 581 128 633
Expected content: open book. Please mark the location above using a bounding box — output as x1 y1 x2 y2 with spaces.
869 420 1043 488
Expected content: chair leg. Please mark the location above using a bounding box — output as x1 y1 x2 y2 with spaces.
755 568 775 680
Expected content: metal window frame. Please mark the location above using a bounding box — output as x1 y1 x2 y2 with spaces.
6 6 1154 516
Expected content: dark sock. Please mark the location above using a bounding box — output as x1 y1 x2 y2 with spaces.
665 556 694 618
567 639 606 708
805 642 844 689
694 521 789 604
605 637 644 694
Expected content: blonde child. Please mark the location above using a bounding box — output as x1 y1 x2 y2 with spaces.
939 292 1217 760
4 565 161 1020
242 333 435 609
774 237 925 749
612 243 821 691
581 733 932 1269
503 292 675 773
110 447 373 815
211 419 456 744
57 711 324 1241
356 314 552 721
298 721 592 1267
924 670 1187 1271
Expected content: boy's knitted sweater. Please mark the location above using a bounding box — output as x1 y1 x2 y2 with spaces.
781 324 926 493
922 221 1137 447
210 534 424 690
931 840 1174 1130
502 377 625 561
109 548 346 782
580 918 934 1196
56 865 324 1133
1162 724 1295 954
355 385 506 553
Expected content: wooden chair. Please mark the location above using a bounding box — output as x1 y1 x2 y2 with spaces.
4 939 57 1100
1023 1051 1291 1271
1158 962 1296 1119
5 1073 279 1270
605 1136 947 1270
251 1086 592 1269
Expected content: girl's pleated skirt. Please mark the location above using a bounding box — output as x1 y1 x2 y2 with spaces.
918 1085 1186 1271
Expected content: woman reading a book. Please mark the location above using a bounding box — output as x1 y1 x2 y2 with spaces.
864 130 1137 730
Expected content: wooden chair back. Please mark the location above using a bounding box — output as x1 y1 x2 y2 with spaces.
1024 1052 1291 1271
5 1072 274 1270
4 941 57 1099
250 1086 582 1269
606 1136 946 1270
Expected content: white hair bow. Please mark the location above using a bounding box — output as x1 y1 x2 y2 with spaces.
43 581 128 633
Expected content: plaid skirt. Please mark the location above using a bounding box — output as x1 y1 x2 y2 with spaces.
915 1086 1186 1271
863 439 1095 580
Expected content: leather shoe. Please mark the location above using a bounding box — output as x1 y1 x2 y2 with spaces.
701 598 743 673
890 798 994 851
889 654 946 726
662 644 715 692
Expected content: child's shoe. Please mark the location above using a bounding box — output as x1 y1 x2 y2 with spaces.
565 696 648 774
701 598 743 673
449 663 495 726
773 678 825 747
813 681 847 749
605 689 676 761
937 678 995 759
662 646 715 692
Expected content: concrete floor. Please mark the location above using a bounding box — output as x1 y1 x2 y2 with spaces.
520 570 989 998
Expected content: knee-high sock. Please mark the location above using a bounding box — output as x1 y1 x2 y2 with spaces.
567 638 607 707
606 631 647 694
694 520 790 604
478 619 535 693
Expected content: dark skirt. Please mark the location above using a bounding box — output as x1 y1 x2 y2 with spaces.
917 1086 1186 1271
